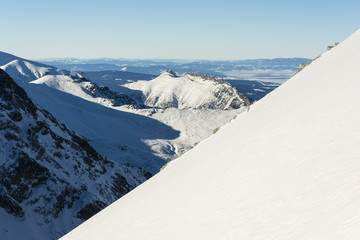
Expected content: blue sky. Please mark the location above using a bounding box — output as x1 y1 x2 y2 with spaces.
1 0 359 60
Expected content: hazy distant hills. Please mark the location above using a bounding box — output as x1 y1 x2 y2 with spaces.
39 57 310 77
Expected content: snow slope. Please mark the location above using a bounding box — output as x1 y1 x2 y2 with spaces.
0 51 64 82
31 75 141 108
21 81 180 173
62 30 360 240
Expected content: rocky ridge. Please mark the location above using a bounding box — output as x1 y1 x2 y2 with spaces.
0 69 149 239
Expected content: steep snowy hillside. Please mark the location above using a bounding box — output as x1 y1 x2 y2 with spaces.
0 51 64 82
125 70 250 109
20 80 180 173
61 30 360 240
31 75 142 108
0 69 148 240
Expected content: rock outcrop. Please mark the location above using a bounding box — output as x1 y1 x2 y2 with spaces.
294 42 341 76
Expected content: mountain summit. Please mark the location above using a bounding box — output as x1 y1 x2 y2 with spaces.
61 30 360 240
125 70 250 110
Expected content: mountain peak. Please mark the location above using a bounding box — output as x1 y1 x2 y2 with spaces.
162 69 177 77
126 70 248 110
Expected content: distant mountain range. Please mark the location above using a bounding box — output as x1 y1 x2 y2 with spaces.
38 57 311 76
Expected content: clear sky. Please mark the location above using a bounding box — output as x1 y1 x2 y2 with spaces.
1 0 359 60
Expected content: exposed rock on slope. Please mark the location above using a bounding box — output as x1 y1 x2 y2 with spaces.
293 42 341 76
0 69 148 239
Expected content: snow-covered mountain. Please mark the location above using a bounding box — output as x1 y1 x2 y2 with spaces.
23 71 245 173
56 68 250 111
1 57 247 173
0 69 149 239
125 70 250 110
0 51 65 82
61 30 360 240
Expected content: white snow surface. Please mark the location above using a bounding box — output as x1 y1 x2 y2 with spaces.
62 30 360 240
30 75 117 107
